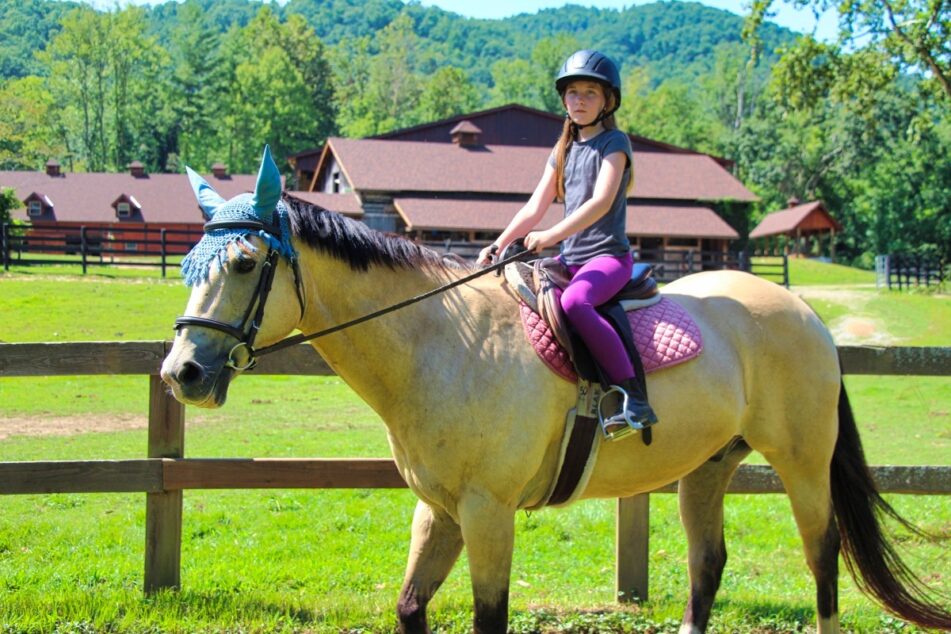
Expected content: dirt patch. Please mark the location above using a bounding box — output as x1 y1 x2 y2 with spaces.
0 414 148 440
829 316 896 345
793 286 900 345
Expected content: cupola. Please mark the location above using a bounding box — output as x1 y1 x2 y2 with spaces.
211 162 230 179
450 120 483 148
45 159 61 177
128 161 147 178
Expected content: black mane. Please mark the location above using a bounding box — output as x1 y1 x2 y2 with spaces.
283 194 470 273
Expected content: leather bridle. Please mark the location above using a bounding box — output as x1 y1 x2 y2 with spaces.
174 218 532 371
173 217 303 371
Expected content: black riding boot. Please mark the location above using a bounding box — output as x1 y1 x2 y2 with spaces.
600 377 659 441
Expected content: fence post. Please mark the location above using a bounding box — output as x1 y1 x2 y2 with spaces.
2 223 8 272
144 372 185 593
160 229 167 278
616 494 650 603
782 254 789 287
80 226 88 275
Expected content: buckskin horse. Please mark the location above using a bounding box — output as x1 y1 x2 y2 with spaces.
161 148 950 634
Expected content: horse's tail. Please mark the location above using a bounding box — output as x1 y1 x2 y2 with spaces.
830 381 951 629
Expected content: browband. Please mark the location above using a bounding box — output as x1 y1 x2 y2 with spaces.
203 219 282 237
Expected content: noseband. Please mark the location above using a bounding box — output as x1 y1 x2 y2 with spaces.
173 218 304 371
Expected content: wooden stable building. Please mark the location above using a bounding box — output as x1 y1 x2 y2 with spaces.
288 104 757 259
749 199 842 259
2 161 259 255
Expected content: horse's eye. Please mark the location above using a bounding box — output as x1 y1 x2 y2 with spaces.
235 257 256 274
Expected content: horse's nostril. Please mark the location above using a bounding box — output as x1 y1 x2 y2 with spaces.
177 361 203 386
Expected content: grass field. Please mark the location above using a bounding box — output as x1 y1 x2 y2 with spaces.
0 261 948 633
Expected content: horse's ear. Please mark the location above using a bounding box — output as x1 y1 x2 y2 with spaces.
252 145 281 224
186 166 226 220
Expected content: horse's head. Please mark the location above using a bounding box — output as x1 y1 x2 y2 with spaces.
161 146 303 407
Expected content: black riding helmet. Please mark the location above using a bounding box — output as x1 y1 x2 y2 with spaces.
555 50 622 126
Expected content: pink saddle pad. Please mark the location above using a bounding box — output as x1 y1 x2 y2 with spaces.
520 297 703 383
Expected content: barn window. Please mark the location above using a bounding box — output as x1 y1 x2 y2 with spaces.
116 202 131 218
28 200 43 216
125 242 138 251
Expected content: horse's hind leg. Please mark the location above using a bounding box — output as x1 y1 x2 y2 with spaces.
397 500 464 634
768 458 841 634
677 438 751 634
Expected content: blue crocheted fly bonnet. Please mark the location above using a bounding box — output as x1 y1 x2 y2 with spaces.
181 145 296 287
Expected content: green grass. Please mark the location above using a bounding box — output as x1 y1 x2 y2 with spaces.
0 267 949 633
0 273 189 343
786 257 878 286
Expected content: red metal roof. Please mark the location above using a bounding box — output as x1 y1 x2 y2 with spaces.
285 191 363 217
393 198 563 232
626 203 739 239
371 103 735 164
1 170 260 224
322 137 757 202
749 201 841 238
393 198 739 239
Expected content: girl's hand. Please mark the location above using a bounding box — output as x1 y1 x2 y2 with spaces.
524 230 556 254
476 244 499 267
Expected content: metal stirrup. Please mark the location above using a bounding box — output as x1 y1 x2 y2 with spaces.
598 384 650 440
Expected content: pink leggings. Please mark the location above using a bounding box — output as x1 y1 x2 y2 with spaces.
559 253 635 384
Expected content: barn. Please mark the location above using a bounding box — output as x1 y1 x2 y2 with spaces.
1 161 260 255
289 104 757 261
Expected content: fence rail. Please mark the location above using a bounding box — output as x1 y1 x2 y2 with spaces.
5 225 788 286
2 224 199 276
0 341 948 601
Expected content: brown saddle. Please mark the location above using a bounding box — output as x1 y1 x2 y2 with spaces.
507 257 658 364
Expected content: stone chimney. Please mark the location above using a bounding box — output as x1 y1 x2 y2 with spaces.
45 159 61 177
787 197 801 207
129 161 146 178
450 120 483 148
211 162 229 179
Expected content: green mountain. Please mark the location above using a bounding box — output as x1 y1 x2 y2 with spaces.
0 0 81 79
3 0 796 86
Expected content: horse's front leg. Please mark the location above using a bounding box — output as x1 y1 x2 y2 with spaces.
398 500 465 634
459 493 516 634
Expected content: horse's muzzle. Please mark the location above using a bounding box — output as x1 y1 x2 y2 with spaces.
161 353 233 408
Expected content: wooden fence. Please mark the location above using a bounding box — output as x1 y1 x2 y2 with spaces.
0 341 948 600
875 253 947 290
1 224 199 276
3 224 789 287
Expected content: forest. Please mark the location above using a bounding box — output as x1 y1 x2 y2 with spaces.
0 0 948 264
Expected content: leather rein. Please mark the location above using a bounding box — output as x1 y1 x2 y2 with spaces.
174 218 530 371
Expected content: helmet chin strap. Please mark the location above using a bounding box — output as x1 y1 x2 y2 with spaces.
569 105 618 130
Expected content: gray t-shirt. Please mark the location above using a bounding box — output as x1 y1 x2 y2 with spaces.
550 129 632 266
